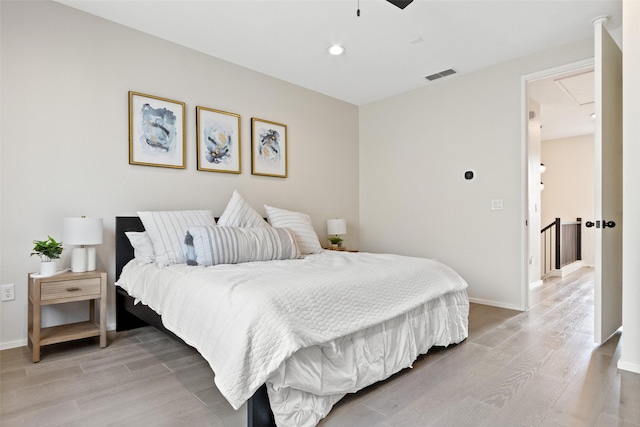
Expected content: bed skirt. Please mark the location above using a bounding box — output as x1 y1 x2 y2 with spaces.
266 289 469 426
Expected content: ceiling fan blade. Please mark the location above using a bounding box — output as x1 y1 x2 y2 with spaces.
387 0 414 9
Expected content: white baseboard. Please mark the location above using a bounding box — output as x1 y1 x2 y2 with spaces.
543 261 586 278
618 359 640 374
468 297 524 311
0 338 27 351
529 279 543 290
561 260 586 275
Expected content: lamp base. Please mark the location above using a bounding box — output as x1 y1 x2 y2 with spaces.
86 246 97 271
70 247 88 273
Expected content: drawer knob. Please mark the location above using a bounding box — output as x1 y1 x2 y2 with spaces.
66 287 81 292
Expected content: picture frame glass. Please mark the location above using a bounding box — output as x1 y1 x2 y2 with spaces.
252 118 287 178
129 91 185 168
197 107 241 173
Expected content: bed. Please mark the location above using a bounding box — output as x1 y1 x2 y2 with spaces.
114 208 469 427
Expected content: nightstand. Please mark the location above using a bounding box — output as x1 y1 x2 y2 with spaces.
28 270 107 362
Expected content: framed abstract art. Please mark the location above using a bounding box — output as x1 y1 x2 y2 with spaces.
196 106 241 174
129 91 186 168
251 118 287 178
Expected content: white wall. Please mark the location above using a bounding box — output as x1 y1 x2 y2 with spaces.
541 134 595 267
0 1 359 349
359 39 594 309
619 0 640 374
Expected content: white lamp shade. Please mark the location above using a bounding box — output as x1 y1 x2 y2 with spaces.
327 218 347 235
63 217 103 245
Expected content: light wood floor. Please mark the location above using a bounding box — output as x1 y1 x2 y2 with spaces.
1 268 639 426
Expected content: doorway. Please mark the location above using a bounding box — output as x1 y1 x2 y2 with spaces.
520 58 595 311
521 20 623 344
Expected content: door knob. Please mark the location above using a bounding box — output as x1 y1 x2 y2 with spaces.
585 220 615 228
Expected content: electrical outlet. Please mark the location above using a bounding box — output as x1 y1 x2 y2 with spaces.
1 284 15 302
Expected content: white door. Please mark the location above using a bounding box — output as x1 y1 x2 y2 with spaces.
592 17 623 344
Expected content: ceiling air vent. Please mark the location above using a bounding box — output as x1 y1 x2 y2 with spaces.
425 68 457 81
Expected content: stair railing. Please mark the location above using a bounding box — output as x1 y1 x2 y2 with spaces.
541 217 582 277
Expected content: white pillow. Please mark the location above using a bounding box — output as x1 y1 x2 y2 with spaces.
138 210 216 267
217 190 268 228
185 226 300 266
264 205 323 254
125 231 155 265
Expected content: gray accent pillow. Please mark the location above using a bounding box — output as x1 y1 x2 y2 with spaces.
185 226 301 266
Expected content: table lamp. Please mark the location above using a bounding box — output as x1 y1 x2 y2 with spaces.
327 218 347 248
63 217 103 272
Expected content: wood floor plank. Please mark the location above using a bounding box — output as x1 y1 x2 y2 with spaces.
601 370 640 425
428 396 499 427
544 350 620 425
469 344 556 409
1 365 130 422
0 400 82 427
358 341 492 416
361 359 502 426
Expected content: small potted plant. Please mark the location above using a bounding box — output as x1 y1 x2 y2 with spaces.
31 236 63 276
328 235 343 249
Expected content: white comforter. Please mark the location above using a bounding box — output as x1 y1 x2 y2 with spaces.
117 251 468 424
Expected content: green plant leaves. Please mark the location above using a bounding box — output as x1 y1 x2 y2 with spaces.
31 235 63 261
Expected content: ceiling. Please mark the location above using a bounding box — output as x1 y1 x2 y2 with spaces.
56 0 622 138
529 69 596 140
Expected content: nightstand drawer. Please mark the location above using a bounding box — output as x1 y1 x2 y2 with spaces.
41 278 101 301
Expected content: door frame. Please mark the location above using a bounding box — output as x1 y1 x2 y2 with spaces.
520 58 594 311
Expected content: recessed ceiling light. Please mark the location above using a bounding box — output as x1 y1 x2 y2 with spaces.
328 45 346 56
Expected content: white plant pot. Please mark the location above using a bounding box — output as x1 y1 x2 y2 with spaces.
39 260 57 276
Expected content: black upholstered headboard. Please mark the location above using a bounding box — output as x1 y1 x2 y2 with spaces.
115 216 144 281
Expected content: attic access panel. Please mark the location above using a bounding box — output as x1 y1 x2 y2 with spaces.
554 71 595 106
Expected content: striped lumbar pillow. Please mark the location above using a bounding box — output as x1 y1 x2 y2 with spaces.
186 226 300 266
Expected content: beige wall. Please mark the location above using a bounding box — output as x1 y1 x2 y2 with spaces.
0 1 359 348
541 134 595 267
620 0 640 374
359 39 594 309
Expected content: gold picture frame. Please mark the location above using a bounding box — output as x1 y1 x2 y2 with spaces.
196 106 241 174
129 91 186 169
251 118 288 178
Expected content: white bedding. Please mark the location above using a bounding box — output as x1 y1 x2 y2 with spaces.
116 250 469 426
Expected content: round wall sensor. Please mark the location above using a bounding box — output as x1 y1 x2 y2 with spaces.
464 170 475 181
